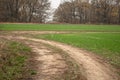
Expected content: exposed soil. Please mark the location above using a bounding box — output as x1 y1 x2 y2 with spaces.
24 41 67 80
0 35 85 80
12 31 69 35
0 33 119 80
17 36 119 80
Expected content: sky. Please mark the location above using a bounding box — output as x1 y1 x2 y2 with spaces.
47 0 61 21
49 0 61 9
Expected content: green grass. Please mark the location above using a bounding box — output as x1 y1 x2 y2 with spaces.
0 24 120 31
34 33 120 69
0 39 34 80
0 23 120 74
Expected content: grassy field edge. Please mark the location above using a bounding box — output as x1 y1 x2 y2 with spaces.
0 38 36 80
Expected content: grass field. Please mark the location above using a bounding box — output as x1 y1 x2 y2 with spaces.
0 24 120 31
0 39 36 80
33 32 120 70
0 23 120 74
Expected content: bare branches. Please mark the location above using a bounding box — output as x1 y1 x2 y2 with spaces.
0 0 50 23
54 0 120 24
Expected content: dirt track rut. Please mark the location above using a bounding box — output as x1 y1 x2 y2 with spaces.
16 36 119 80
24 41 66 80
0 35 119 80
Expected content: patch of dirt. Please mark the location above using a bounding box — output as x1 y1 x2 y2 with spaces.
1 35 86 80
0 35 119 80
16 37 119 80
12 31 69 35
21 41 67 80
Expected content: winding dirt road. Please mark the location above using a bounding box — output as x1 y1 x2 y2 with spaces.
15 36 120 80
24 41 67 80
0 35 119 80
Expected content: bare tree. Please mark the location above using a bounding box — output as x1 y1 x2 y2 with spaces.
0 0 50 23
116 0 120 23
54 0 119 24
54 0 91 24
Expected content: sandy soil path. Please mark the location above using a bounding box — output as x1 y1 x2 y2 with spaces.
25 41 67 80
16 36 119 80
0 35 119 80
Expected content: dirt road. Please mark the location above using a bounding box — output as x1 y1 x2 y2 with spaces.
0 35 119 80
24 41 67 80
16 36 119 80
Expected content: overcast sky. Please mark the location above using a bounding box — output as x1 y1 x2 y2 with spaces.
49 0 61 9
48 0 63 21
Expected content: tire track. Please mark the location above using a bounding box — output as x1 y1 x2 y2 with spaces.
0 36 119 80
17 36 119 80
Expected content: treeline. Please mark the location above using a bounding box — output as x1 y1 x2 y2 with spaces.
0 0 50 23
54 0 120 24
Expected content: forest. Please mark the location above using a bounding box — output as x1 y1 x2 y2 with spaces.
0 0 120 24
